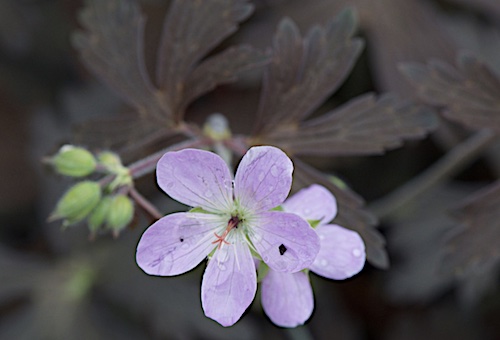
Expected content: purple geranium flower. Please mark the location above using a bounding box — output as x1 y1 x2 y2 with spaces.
261 184 366 327
136 146 320 326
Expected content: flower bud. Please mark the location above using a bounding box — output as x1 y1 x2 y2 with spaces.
97 151 122 172
106 195 134 236
50 181 101 226
203 113 231 141
87 196 112 234
52 145 96 177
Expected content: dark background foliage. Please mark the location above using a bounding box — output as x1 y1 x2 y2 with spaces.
1 0 499 339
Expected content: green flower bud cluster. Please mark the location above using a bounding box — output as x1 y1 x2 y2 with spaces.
50 182 135 237
49 146 135 237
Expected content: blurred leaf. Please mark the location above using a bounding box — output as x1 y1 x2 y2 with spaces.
74 112 181 161
292 159 389 269
73 0 266 149
401 54 500 132
253 9 364 135
447 0 500 20
235 0 456 95
181 45 270 113
442 180 500 277
73 0 170 124
384 185 471 304
156 0 257 121
261 93 437 156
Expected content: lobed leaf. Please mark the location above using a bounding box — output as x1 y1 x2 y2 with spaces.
74 112 180 158
401 54 500 132
442 180 500 276
292 159 389 269
73 0 170 124
156 0 256 121
73 0 267 150
253 9 363 135
260 93 437 156
180 45 270 113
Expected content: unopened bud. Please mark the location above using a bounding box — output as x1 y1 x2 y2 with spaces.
50 181 101 226
52 145 96 177
88 196 112 234
203 113 231 141
106 195 134 236
97 151 122 172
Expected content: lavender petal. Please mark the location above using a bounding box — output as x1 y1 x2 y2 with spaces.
283 184 337 224
250 211 320 273
136 212 222 276
261 269 314 327
310 224 366 280
201 241 257 327
234 146 293 212
157 148 233 213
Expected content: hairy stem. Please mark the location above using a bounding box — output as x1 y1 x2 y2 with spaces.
369 129 497 219
129 187 163 220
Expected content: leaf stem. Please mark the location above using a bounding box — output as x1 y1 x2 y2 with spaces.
369 129 497 219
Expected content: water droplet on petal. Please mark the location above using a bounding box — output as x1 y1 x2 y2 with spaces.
352 249 362 257
253 233 262 242
258 171 265 181
263 255 269 262
270 165 279 177
166 182 174 189
320 259 328 267
319 234 325 240
218 263 226 271
204 190 213 198
181 242 190 250
217 248 229 263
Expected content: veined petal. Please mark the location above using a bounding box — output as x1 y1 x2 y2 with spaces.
234 146 293 212
201 240 257 327
136 212 223 276
283 184 337 224
157 149 233 213
261 270 314 328
249 211 320 273
310 224 365 280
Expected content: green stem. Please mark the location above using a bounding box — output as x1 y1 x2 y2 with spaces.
369 129 497 219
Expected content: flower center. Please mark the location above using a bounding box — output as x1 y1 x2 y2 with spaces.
212 215 240 249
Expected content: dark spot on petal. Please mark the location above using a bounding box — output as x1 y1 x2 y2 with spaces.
279 244 287 255
180 238 184 242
